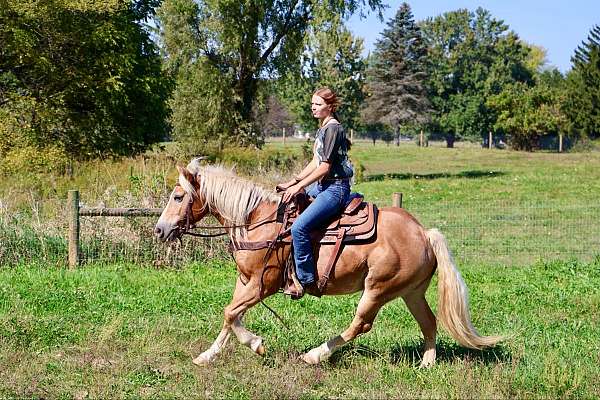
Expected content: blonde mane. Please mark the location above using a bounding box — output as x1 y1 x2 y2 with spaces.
178 160 279 231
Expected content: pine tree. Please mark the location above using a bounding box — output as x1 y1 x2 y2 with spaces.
573 25 600 66
362 2 431 145
564 25 600 139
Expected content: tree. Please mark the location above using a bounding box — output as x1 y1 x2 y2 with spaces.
362 2 430 146
255 94 295 138
563 25 600 139
487 80 566 151
523 42 550 73
0 0 171 170
158 0 384 152
421 8 531 147
277 19 368 135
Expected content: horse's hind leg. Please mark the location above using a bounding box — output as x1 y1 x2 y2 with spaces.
301 290 385 365
193 276 266 365
403 293 437 368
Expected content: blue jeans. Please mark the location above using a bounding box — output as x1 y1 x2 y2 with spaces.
291 180 351 286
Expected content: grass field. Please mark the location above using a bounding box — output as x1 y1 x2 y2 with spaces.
1 259 599 398
1 140 600 398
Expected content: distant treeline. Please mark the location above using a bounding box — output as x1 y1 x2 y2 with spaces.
1 1 599 174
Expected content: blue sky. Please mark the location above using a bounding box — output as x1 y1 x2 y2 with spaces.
347 0 600 72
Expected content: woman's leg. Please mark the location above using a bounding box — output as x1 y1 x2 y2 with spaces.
291 183 347 286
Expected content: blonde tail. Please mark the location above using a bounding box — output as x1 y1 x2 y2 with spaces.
427 229 503 349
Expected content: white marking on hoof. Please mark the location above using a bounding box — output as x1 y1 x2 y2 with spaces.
250 337 265 355
193 351 215 366
419 348 436 368
301 344 328 365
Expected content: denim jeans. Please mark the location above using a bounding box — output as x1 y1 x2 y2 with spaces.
291 180 351 286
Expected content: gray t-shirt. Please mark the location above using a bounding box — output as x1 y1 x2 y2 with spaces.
314 122 354 180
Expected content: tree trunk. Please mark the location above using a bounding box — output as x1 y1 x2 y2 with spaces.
446 133 455 148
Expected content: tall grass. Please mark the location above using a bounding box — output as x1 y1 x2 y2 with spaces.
2 141 600 266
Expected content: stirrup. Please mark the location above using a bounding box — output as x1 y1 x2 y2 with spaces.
283 282 304 300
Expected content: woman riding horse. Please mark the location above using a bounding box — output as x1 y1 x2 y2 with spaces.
154 163 502 367
276 87 354 299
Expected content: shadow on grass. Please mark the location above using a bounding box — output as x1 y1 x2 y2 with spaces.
326 341 512 367
365 170 506 182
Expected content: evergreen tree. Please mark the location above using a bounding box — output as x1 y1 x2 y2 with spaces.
564 25 600 139
362 2 430 145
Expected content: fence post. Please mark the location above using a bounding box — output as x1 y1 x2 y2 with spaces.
350 128 354 143
68 190 80 269
282 127 286 146
559 134 563 153
393 192 403 208
488 131 493 149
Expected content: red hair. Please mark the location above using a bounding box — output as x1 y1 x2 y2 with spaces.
313 87 341 113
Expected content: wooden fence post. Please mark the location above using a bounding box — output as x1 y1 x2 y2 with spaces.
283 128 286 146
488 131 493 149
68 190 80 269
419 130 424 147
393 192 403 208
350 128 354 143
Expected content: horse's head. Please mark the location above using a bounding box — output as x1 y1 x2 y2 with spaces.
154 165 208 242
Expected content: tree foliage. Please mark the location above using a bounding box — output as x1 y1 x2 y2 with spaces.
420 8 531 147
277 18 367 134
0 0 171 170
362 2 430 145
158 0 383 151
487 79 566 150
564 25 600 139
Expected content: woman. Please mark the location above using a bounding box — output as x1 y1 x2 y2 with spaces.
277 87 354 298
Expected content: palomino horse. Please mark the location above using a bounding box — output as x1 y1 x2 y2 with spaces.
154 160 502 367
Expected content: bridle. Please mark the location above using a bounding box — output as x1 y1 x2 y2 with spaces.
176 195 280 240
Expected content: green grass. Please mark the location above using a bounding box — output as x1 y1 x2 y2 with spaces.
2 141 600 397
0 259 599 398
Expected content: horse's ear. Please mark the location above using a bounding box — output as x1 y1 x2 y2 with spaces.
176 165 198 188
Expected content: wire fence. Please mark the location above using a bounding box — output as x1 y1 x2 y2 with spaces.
408 199 600 266
1 197 598 267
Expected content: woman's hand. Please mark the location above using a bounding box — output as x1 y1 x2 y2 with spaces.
275 178 298 193
282 183 304 203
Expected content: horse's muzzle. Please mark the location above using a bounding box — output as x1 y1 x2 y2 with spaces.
154 223 179 242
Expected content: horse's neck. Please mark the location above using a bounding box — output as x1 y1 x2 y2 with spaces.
208 199 278 234
247 201 279 226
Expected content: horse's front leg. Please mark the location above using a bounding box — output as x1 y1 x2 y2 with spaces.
193 274 270 365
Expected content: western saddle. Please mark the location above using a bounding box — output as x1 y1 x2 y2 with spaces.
230 192 378 296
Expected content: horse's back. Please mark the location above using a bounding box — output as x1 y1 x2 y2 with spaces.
318 206 436 296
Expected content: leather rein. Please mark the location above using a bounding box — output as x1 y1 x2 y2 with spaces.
177 197 281 241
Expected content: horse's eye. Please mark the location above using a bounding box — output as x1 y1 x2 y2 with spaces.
174 194 184 203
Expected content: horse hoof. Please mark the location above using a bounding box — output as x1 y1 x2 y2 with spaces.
192 354 211 366
300 352 320 365
250 338 265 355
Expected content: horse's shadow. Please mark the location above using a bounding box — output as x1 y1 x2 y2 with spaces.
326 340 512 367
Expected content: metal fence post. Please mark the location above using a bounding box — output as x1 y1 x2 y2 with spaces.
68 190 80 268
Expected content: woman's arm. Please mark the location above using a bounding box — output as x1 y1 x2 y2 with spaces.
282 161 330 203
277 155 318 191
